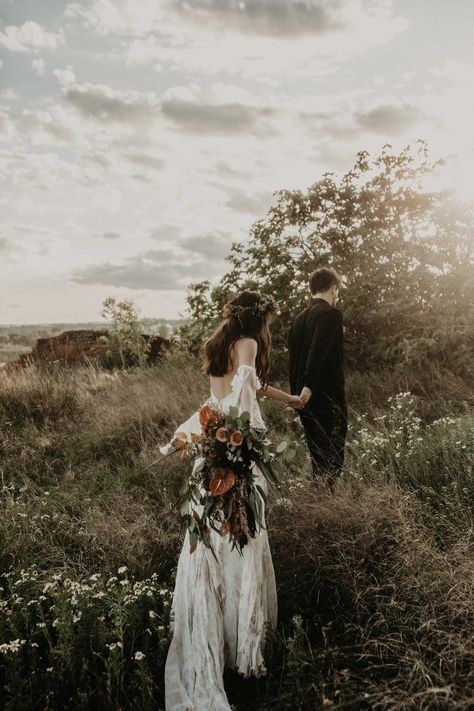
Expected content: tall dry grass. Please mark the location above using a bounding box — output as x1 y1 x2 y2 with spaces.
0 353 473 709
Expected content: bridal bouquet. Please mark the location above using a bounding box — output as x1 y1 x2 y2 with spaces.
170 404 296 555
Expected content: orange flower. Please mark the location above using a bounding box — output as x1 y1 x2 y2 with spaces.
199 404 221 431
209 468 236 497
172 431 188 450
219 520 230 536
191 433 201 442
215 427 229 443
229 430 244 447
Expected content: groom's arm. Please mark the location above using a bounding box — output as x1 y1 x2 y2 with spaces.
302 309 343 404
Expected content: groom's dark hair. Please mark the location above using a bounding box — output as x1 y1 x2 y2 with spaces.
309 267 341 295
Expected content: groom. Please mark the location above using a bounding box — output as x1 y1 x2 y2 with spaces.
288 267 347 489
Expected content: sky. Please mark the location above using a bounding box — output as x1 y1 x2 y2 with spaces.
1 0 473 325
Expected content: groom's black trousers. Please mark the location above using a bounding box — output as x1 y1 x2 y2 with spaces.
298 397 348 483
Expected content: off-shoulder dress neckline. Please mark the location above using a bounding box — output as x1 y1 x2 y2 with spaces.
210 364 257 404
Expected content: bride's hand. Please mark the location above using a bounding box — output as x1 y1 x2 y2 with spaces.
286 394 303 409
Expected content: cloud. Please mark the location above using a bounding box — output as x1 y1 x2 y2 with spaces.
54 67 76 86
150 224 183 241
53 68 160 129
0 237 15 254
71 250 216 290
103 232 121 239
65 0 165 37
0 148 78 192
0 107 16 141
18 108 77 144
214 160 254 180
430 59 474 86
63 82 159 125
299 96 422 141
0 21 63 53
72 258 183 290
0 228 52 263
162 97 275 135
84 151 113 169
66 0 405 43
181 231 232 259
70 0 407 84
124 152 165 170
168 0 347 37
0 87 19 101
32 58 46 76
355 103 420 135
161 85 277 135
222 185 273 214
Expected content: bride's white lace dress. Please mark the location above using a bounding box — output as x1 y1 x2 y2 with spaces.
161 364 278 711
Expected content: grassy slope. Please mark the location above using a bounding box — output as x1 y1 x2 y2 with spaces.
0 353 473 710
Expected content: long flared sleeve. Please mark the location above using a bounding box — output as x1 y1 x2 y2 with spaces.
159 409 202 455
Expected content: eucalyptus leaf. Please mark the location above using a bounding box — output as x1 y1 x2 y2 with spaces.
256 484 267 505
240 412 251 426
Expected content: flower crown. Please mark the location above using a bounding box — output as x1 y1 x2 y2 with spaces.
223 293 277 320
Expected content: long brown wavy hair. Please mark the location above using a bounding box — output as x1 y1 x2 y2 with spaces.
202 291 276 388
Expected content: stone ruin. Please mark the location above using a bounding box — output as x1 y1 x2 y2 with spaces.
4 329 171 371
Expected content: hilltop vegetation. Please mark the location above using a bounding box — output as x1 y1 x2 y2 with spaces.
184 142 474 380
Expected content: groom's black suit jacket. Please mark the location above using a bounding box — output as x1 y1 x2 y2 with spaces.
288 297 346 408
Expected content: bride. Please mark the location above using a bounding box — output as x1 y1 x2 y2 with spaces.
163 290 302 711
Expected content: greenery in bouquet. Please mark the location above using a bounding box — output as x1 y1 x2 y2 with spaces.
170 404 296 556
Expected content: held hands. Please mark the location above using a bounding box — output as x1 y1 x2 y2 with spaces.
286 394 304 410
299 386 312 407
284 387 312 410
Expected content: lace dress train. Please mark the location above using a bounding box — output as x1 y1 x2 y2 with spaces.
162 365 278 711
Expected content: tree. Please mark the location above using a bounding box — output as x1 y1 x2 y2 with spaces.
101 297 151 368
183 141 474 378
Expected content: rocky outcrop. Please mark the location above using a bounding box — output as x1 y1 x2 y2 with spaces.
5 330 171 370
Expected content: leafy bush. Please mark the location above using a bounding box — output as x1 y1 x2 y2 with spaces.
101 297 151 369
183 142 474 379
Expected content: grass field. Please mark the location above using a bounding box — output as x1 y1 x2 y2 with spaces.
0 353 473 710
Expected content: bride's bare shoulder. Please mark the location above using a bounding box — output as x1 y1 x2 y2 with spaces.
234 337 258 362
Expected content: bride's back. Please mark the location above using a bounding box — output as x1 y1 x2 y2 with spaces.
209 337 255 402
